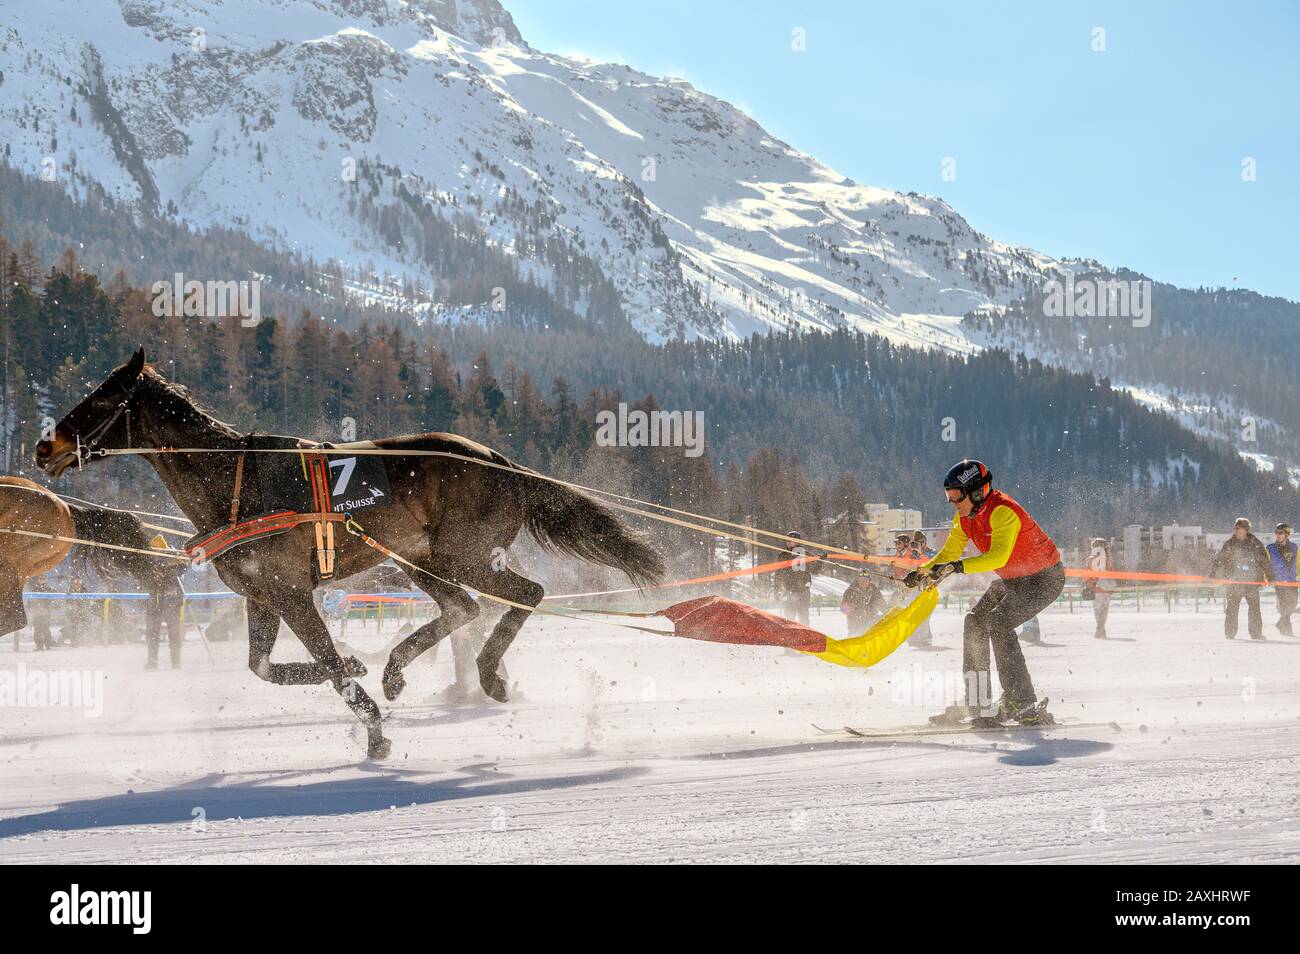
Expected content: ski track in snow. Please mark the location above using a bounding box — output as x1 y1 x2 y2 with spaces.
1 604 1298 863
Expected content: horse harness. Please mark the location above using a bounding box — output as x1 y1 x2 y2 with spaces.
185 439 345 581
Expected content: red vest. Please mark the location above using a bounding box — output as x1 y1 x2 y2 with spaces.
962 489 1060 579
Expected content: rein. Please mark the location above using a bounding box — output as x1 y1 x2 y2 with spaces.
86 444 896 573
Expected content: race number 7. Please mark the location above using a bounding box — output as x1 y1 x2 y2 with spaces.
328 456 357 497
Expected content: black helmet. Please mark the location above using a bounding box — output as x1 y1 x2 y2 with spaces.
787 530 802 539
943 459 992 508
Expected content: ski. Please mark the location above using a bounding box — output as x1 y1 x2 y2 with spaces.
812 718 1109 740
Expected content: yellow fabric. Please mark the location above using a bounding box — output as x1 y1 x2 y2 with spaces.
924 512 968 568
922 504 1021 575
804 588 940 668
962 504 1020 574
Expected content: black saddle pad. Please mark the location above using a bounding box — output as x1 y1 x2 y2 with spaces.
252 438 391 515
321 446 392 514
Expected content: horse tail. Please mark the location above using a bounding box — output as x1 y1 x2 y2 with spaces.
513 470 664 588
68 504 178 593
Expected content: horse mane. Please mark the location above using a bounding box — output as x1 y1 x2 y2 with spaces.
139 366 242 440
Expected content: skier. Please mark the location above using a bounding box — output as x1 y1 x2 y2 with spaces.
840 569 888 635
903 460 1063 727
1084 537 1117 639
1266 523 1296 637
776 530 813 625
1212 518 1272 640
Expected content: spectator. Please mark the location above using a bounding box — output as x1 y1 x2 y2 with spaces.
1267 523 1297 637
1084 537 1117 639
840 570 889 635
907 532 936 647
1212 518 1273 640
775 530 813 625
911 530 935 560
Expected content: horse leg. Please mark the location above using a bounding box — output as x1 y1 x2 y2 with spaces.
275 594 391 760
469 569 544 704
246 598 359 685
0 559 27 648
381 573 478 702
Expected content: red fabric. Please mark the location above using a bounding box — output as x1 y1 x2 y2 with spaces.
657 596 828 652
961 489 1061 579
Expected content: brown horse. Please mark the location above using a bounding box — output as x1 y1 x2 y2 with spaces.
37 348 663 758
0 477 186 663
0 477 76 636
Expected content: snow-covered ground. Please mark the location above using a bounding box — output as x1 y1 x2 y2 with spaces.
1 600 1298 863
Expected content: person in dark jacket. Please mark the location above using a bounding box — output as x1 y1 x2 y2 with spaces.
840 571 889 634
905 531 935 647
776 530 813 625
1266 523 1297 637
1212 518 1273 640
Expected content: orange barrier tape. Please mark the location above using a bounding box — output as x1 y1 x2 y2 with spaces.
1064 568 1298 587
343 593 432 604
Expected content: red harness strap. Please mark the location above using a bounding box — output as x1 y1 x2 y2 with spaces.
185 510 345 563
188 448 345 577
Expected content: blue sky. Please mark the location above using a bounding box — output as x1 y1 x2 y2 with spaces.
508 0 1300 301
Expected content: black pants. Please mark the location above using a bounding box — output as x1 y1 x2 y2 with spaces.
145 592 185 667
1277 586 1297 635
1224 585 1262 639
963 563 1065 708
782 592 810 626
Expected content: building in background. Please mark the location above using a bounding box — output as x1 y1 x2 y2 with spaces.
862 504 924 554
1121 523 1270 571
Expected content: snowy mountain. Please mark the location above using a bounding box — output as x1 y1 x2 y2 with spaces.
0 0 1062 344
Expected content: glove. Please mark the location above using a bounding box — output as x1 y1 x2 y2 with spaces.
929 561 963 582
902 569 928 589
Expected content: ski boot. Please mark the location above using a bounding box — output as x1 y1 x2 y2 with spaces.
1001 696 1055 727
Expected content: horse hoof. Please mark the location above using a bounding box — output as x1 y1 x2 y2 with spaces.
382 660 405 701
479 670 509 703
342 655 367 678
367 735 392 760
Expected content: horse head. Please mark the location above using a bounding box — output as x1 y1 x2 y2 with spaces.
36 347 149 478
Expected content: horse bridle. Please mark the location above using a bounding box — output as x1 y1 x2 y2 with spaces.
65 371 145 467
